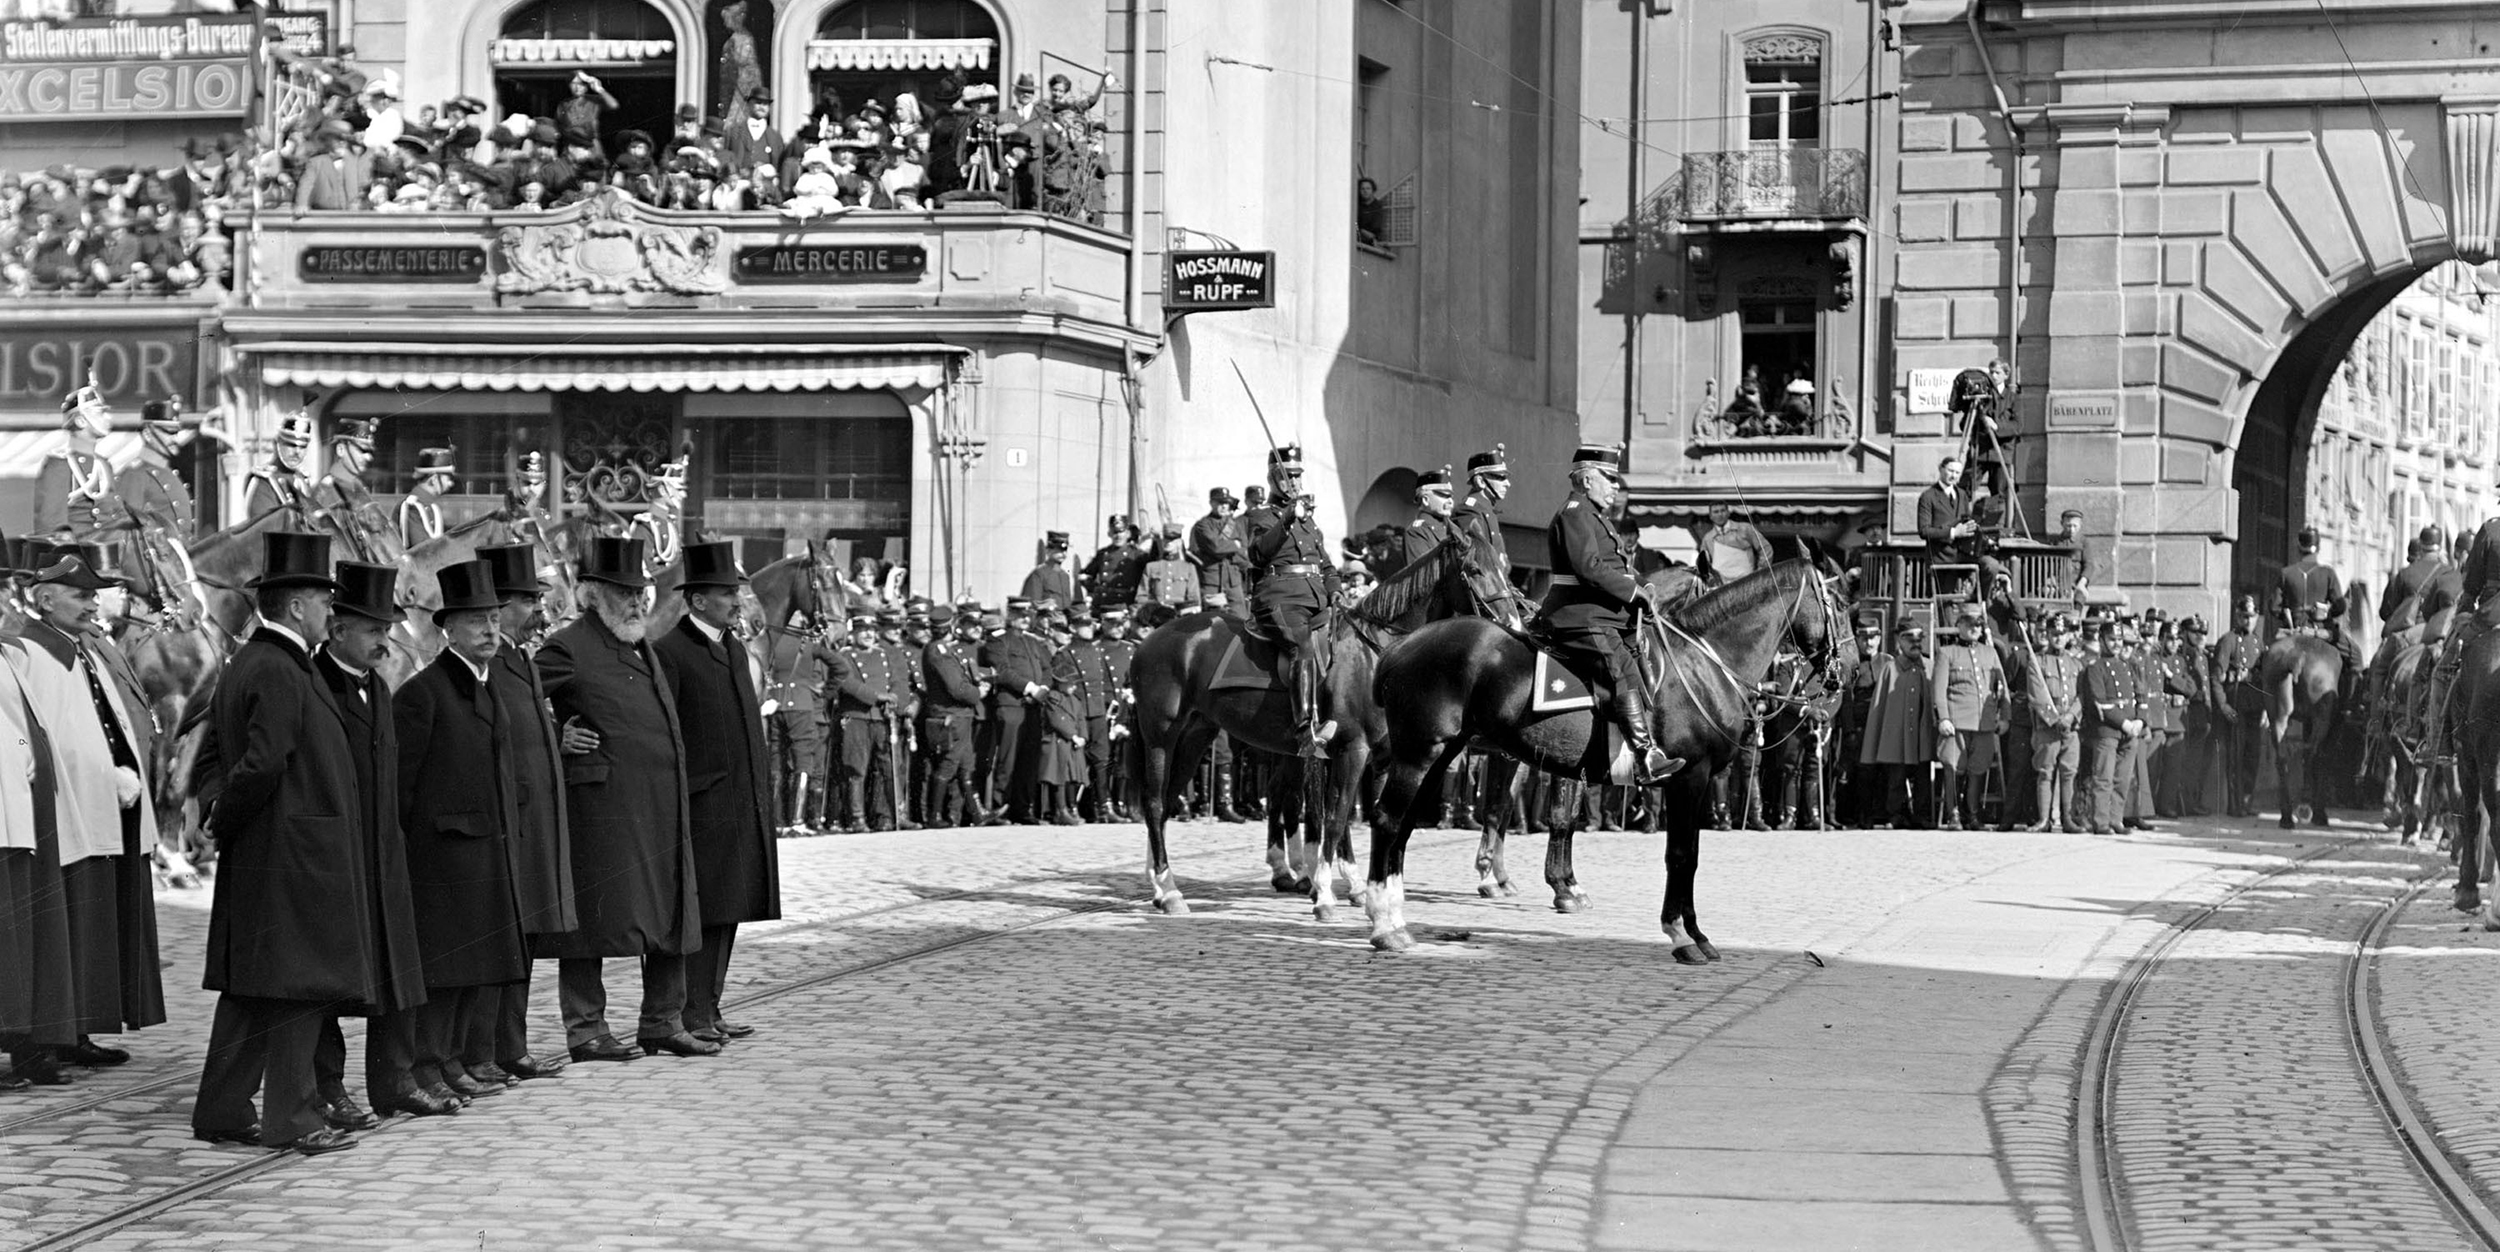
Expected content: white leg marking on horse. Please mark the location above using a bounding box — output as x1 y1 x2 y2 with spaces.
1311 853 1340 918
1266 839 1289 876
1364 874 1397 938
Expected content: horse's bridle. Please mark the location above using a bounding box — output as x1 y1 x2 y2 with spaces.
1644 565 1841 749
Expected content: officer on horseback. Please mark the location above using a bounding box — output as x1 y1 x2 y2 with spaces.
2274 525 2361 702
308 417 394 563
1247 444 1339 748
1390 465 1458 575
1539 443 1674 785
2427 515 2500 766
1453 445 1522 626
397 448 456 550
109 399 221 623
242 412 318 519
32 377 114 540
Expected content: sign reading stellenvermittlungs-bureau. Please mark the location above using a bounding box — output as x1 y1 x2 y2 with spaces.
1166 251 1277 312
0 15 256 123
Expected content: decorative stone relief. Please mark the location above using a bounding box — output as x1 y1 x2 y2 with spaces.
1742 33 1821 63
496 187 729 296
2445 99 2500 263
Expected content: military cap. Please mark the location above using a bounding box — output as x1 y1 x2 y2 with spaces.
848 612 877 629
1006 596 1034 615
1467 444 1509 476
1571 443 1625 477
332 417 378 449
1162 522 1184 539
1210 487 1238 507
1045 530 1070 548
2049 611 2079 632
31 550 115 592
1067 607 1095 626
2181 615 2208 636
1417 465 1454 492
2297 525 2320 548
877 608 904 626
927 604 955 627
979 610 1005 630
1268 444 1305 473
2235 592 2260 612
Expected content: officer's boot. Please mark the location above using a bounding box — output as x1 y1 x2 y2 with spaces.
1937 765 1963 829
1612 670 1677 785
842 781 868 834
2027 771 2057 833
1212 762 1245 823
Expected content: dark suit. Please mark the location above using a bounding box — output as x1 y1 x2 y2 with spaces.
293 149 374 210
1916 483 1966 563
651 618 779 1037
311 651 425 1109
393 652 529 1090
718 119 787 181
488 645 575 1067
535 613 699 1046
195 628 391 1147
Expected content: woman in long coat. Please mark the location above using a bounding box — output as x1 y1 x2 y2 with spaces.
1858 621 1937 827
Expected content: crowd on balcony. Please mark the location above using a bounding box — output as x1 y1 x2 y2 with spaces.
269 64 1114 223
0 142 240 297
1704 366 1826 439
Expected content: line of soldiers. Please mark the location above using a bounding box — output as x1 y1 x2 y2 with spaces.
761 592 1146 832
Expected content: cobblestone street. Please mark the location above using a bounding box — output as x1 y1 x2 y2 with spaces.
7 814 2500 1251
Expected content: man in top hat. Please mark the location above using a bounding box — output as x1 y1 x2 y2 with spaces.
1247 444 1340 747
473 544 573 1080
1190 489 1249 612
652 541 779 1047
921 607 992 827
387 559 532 1104
1453 445 1522 626
309 418 394 564
1011 530 1074 609
1081 515 1148 612
1927 602 2009 830
243 413 318 520
303 561 429 1120
1539 445 1675 783
295 118 373 211
33 378 114 540
534 536 708 1063
397 449 457 551
8 541 164 1070
191 534 364 1154
979 597 1056 822
1391 466 1460 576
832 611 901 832
720 86 787 183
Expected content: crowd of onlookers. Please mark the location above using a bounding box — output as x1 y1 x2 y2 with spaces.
280 66 1114 221
1704 364 1827 439
0 145 240 296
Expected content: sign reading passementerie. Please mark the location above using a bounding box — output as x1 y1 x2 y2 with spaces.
733 244 928 282
0 15 256 122
300 245 489 283
1165 250 1276 312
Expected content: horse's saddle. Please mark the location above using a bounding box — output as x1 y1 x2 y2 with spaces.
1529 648 1599 713
1208 613 1336 692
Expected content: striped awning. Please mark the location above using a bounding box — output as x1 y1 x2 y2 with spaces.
257 351 951 393
491 38 675 64
0 431 141 479
806 38 993 72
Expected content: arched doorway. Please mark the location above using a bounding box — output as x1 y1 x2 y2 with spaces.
797 0 1001 136
495 0 681 150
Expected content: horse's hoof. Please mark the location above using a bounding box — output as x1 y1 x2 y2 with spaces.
1370 928 1416 953
1477 884 1498 899
2453 889 2481 914
2279 815 2296 829
1313 903 1338 924
1698 939 1722 962
1152 896 1190 916
1671 944 1708 966
1498 881 1519 898
1553 894 1587 915
1290 876 1312 894
1270 871 1299 893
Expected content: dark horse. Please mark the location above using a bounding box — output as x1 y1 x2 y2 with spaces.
1362 561 1844 958
1131 541 1475 920
2445 629 2500 923
2260 632 2343 828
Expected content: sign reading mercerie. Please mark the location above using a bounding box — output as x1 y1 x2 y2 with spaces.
734 244 928 282
301 245 489 283
0 15 255 122
1166 250 1275 312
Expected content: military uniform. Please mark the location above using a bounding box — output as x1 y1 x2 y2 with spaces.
920 621 986 827
978 608 1055 821
1020 557 1079 610
1097 619 1139 818
32 445 113 538
2209 616 2269 815
108 455 197 607
397 494 446 552
2025 641 2083 831
1052 620 1120 819
879 616 921 828
1452 491 1519 623
764 625 841 830
1189 505 1249 610
243 466 314 520
2079 631 2145 834
310 466 393 564
1080 525 1148 610
1928 625 2009 829
1538 452 1667 779
833 624 900 831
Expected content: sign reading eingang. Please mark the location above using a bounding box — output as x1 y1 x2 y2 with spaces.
0 15 255 122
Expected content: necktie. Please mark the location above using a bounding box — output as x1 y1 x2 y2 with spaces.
80 650 138 770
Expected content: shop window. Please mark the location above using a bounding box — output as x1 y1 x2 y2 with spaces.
345 393 558 500
495 0 679 150
707 416 909 503
805 0 1001 142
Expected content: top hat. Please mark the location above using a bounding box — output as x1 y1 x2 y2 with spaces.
1418 465 1453 492
332 562 405 623
475 544 540 598
1571 444 1626 477
433 559 503 622
333 417 378 449
1 536 26 575
249 532 340 590
1467 444 1509 476
414 447 456 477
579 535 651 588
680 540 746 590
1209 487 1238 506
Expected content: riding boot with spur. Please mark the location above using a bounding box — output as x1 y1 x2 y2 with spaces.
1607 651 1677 785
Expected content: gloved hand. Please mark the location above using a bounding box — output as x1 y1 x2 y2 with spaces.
113 766 142 809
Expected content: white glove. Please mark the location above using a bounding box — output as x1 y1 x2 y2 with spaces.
760 698 780 716
1023 682 1044 699
113 766 143 809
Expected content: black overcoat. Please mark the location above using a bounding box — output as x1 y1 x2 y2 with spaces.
201 629 402 1006
313 651 426 1014
492 646 579 938
533 614 699 958
652 619 780 925
393 653 529 988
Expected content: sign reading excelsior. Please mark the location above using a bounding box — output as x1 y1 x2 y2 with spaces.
0 15 255 122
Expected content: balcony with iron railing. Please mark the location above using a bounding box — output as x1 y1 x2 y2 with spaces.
1679 148 1869 225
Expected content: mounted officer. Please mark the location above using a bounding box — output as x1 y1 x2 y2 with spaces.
308 417 395 564
243 413 318 520
628 455 685 578
32 378 115 540
397 448 456 551
2273 525 2362 704
111 399 221 622
1452 445 1522 625
1390 466 1458 575
1247 444 1338 748
1538 444 1673 784
2428 515 2500 767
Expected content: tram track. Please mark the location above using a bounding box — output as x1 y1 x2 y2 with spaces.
2076 839 2500 1252
7 829 1474 1252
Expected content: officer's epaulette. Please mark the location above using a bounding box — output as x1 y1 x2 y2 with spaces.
1565 499 1581 510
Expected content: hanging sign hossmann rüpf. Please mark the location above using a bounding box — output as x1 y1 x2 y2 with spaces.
1166 250 1276 312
